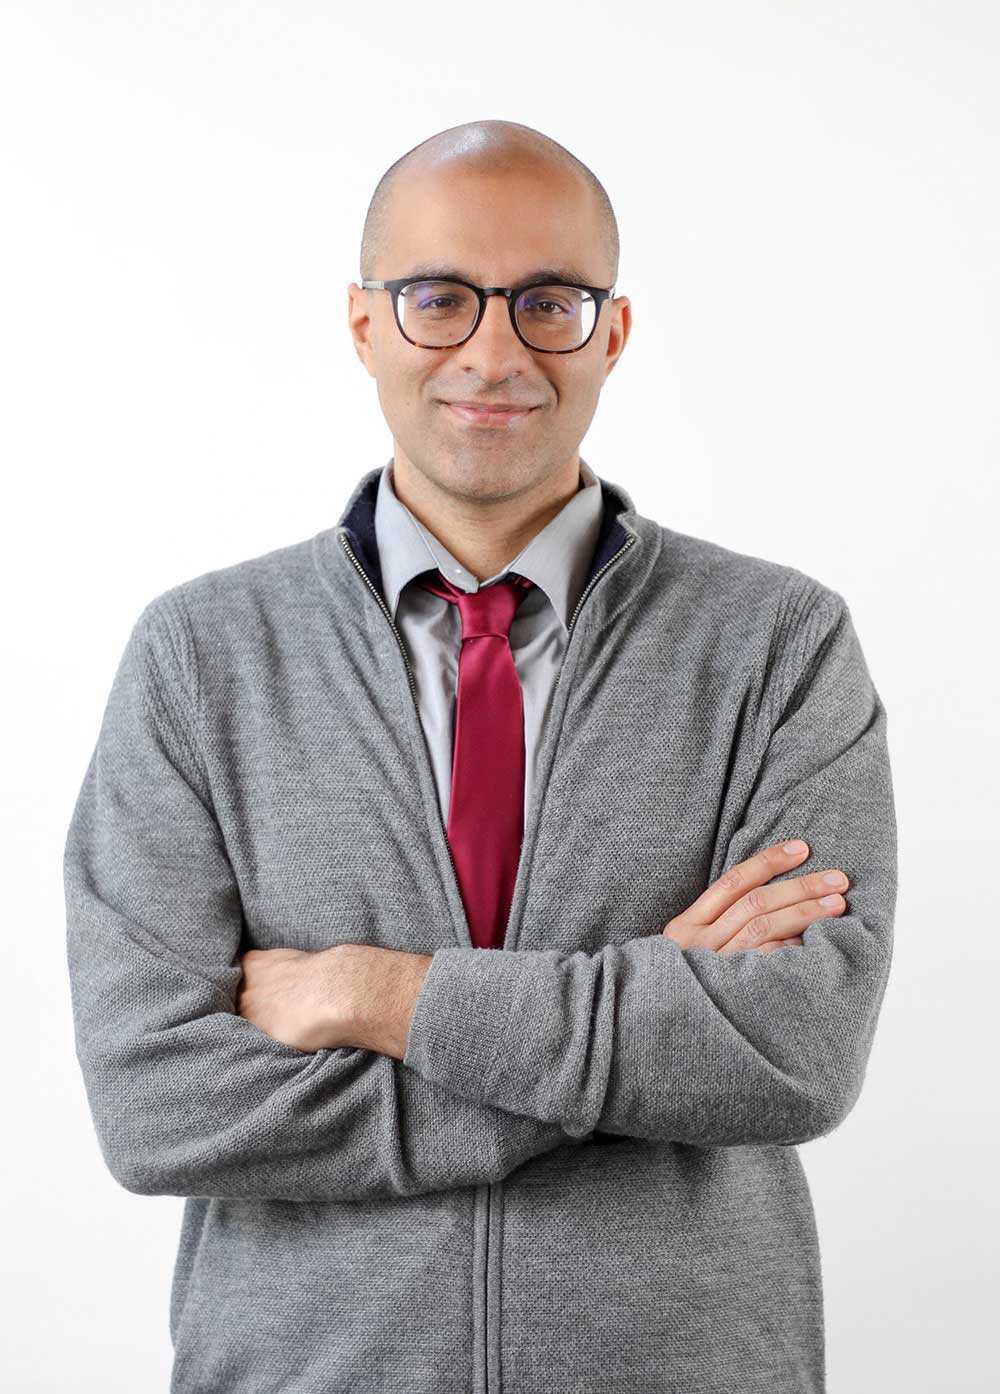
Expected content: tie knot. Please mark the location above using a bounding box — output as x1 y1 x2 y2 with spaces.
416 570 535 640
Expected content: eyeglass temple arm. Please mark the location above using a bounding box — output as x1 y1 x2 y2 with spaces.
361 279 616 295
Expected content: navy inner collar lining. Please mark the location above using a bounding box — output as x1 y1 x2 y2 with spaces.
339 472 630 605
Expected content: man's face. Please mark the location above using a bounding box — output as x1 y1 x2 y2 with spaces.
347 159 630 504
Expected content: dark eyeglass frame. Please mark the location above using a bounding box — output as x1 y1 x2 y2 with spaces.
360 274 617 353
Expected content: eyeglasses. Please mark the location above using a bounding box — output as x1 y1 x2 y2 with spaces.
361 275 616 353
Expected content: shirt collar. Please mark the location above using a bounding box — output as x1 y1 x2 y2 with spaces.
373 458 606 632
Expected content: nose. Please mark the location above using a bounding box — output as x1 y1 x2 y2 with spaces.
454 291 533 373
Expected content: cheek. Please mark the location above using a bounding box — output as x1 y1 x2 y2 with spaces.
373 371 417 419
548 368 594 406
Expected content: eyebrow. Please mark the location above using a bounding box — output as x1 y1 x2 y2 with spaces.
397 265 598 287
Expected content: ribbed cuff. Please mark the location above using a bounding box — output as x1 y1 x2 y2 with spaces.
402 945 523 1100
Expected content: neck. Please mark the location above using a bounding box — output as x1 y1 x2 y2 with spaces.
389 453 583 582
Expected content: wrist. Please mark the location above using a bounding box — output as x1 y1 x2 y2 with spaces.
331 944 434 1059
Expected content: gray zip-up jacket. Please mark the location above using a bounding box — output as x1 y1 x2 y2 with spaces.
64 465 897 1394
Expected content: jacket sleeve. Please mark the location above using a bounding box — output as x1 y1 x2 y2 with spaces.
402 585 898 1146
64 598 576 1202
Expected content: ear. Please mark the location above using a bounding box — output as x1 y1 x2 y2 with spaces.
347 282 378 378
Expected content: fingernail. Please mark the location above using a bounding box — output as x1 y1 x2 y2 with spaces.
819 893 841 906
784 840 808 854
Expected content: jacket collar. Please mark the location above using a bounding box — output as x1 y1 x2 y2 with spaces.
336 462 640 614
373 458 609 632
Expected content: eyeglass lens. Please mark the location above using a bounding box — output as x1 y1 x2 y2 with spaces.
396 280 597 350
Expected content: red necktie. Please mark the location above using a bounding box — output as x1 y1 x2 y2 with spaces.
416 569 535 949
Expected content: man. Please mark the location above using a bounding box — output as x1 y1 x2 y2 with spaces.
64 119 896 1393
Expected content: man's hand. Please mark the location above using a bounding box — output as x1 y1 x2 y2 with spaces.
234 947 345 1053
235 943 433 1058
663 839 850 955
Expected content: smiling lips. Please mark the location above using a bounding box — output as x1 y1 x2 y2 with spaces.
442 401 539 427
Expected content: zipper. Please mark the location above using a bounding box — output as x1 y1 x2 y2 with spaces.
493 532 637 956
565 533 635 636
337 532 466 905
339 523 635 1394
485 1184 492 1394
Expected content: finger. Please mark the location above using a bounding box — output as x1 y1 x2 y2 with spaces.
716 894 846 955
708 868 850 950
755 934 805 955
668 840 810 931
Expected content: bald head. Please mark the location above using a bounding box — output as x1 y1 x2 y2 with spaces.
359 119 619 286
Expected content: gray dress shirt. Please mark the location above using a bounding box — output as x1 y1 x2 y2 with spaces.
373 457 605 831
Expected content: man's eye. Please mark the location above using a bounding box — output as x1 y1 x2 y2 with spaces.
523 297 570 316
421 297 457 310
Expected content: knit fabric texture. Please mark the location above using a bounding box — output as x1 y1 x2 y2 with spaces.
64 465 897 1393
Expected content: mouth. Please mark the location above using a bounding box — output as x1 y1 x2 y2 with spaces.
440 401 540 429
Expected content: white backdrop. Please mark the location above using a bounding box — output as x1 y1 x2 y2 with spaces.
2 3 996 1390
